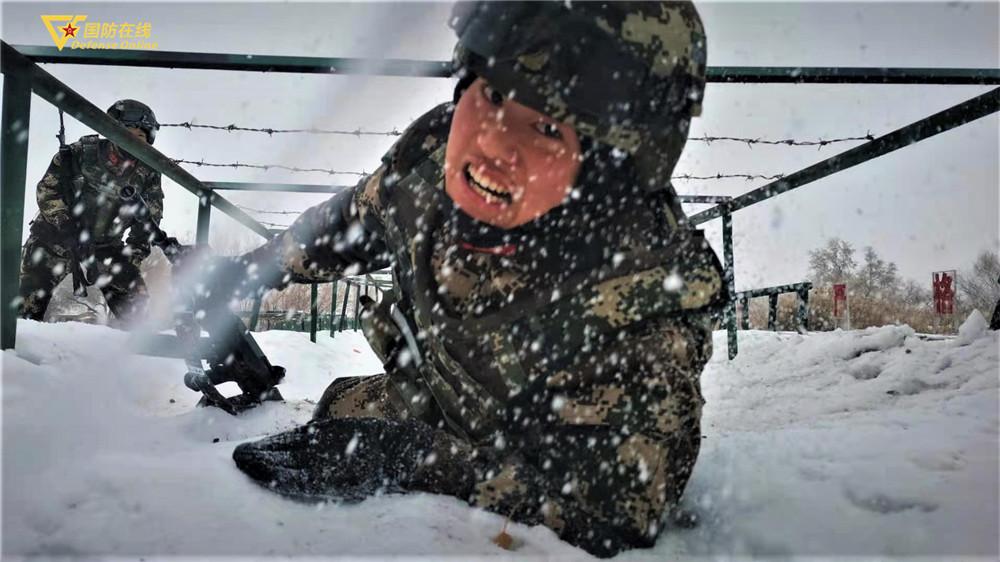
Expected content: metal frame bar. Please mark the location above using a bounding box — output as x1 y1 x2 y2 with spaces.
13 45 1000 85
708 66 999 85
739 295 750 330
248 295 262 331
1 51 33 350
13 45 453 77
338 283 351 332
768 295 779 331
721 204 737 359
735 282 813 332
678 195 736 204
205 181 348 194
196 194 212 245
739 282 815 299
329 282 339 337
310 283 318 342
353 284 361 330
797 286 810 331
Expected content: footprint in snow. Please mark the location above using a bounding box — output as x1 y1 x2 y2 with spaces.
844 487 938 514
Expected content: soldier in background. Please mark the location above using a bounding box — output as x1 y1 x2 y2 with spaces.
225 2 726 557
18 99 163 325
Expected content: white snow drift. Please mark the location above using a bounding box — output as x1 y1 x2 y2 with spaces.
2 318 997 559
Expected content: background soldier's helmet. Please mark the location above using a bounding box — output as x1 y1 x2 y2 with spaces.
450 1 707 192
106 99 160 145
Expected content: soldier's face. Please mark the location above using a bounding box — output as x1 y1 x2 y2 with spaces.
126 127 149 144
445 78 581 229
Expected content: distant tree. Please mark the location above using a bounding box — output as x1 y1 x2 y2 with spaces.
855 246 899 300
808 238 857 285
899 278 931 308
958 249 1000 318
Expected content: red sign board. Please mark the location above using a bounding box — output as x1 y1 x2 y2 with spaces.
833 283 847 317
932 271 956 315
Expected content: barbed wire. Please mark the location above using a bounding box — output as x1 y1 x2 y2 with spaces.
672 172 786 182
236 204 303 216
172 158 367 177
175 157 783 181
162 120 875 148
161 122 404 137
691 132 875 148
258 219 293 229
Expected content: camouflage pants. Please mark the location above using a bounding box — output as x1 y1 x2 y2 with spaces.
18 230 148 324
311 360 705 558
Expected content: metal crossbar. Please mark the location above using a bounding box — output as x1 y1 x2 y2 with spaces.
12 44 1000 84
736 282 814 332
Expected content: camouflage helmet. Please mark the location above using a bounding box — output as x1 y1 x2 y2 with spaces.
450 1 707 195
107 99 160 144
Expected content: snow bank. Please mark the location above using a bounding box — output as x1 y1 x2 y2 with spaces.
956 309 989 347
3 320 997 559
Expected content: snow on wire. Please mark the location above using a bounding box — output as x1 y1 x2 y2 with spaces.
161 120 876 148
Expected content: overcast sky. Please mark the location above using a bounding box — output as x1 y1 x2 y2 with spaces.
2 1 997 292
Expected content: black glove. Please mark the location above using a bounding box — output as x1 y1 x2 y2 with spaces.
232 417 437 503
67 238 98 297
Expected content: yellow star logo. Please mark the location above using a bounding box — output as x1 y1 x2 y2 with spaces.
41 15 87 51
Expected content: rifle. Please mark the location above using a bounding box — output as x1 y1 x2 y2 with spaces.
56 110 98 296
129 194 286 416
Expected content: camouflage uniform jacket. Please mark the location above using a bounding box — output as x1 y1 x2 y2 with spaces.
32 134 163 262
249 103 726 553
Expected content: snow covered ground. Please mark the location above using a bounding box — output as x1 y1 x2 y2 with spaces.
2 316 997 559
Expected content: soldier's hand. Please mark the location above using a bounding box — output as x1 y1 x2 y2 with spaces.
74 241 99 285
232 417 435 503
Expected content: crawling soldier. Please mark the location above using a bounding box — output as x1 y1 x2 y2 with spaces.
227 2 725 557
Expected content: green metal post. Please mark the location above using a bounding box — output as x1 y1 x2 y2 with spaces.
196 191 212 245
249 295 262 331
330 282 339 337
353 283 361 330
798 287 811 331
310 282 318 343
338 283 351 332
0 54 32 350
768 294 779 331
722 204 737 359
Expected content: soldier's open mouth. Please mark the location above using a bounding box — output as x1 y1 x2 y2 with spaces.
464 164 512 206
